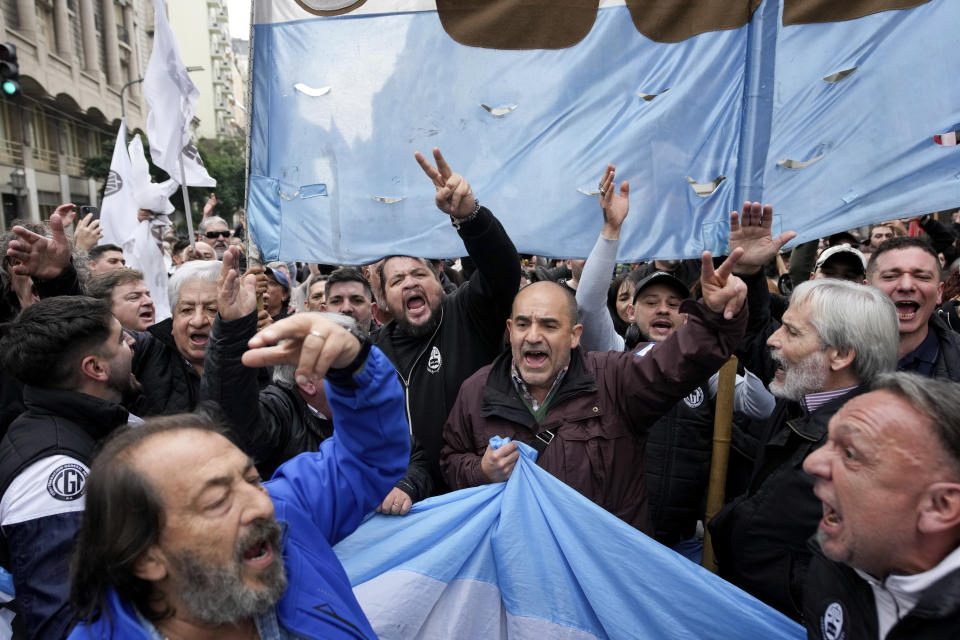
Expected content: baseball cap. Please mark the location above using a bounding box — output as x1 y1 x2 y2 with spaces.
632 271 690 302
264 263 291 290
815 244 867 274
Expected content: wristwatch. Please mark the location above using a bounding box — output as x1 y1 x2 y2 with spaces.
326 325 372 387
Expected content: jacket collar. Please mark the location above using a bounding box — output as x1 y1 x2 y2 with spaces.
147 317 177 351
481 347 597 425
21 386 130 438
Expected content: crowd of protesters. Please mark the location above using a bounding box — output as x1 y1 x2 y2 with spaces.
1 151 959 639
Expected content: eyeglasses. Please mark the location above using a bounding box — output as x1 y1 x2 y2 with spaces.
204 230 231 239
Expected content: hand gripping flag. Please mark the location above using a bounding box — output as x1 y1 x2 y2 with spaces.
143 0 215 188
334 441 804 639
248 0 960 264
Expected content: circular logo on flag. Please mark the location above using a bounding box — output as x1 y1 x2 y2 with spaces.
47 463 87 502
821 602 846 640
294 0 366 16
104 170 122 197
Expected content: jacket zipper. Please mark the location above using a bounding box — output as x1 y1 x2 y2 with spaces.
394 307 444 436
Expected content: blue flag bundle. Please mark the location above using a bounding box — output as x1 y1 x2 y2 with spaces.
249 0 960 264
334 443 804 639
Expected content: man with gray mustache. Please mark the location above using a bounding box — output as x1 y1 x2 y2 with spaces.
709 205 902 621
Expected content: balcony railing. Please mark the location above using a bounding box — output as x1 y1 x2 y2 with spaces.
64 155 85 177
0 139 23 165
32 147 59 172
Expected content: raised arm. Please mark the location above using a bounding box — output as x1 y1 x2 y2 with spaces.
576 163 628 352
415 148 520 342
728 202 796 384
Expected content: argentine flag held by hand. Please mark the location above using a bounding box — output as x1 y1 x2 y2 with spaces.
334 442 804 639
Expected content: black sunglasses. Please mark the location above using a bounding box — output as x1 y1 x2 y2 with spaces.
205 230 231 239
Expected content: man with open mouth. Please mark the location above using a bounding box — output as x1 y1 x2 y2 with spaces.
867 236 960 381
802 373 960 640
440 233 752 539
68 313 410 640
86 268 156 332
708 204 901 621
128 260 222 416
373 148 520 495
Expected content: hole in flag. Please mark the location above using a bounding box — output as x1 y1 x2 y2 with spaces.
686 176 725 197
480 104 518 117
778 154 825 169
638 88 669 102
371 196 404 204
823 67 857 83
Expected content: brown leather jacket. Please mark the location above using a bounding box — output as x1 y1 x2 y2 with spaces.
440 301 747 533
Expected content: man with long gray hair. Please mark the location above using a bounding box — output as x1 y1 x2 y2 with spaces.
710 278 901 621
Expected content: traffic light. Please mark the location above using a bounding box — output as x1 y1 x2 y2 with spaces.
0 43 19 97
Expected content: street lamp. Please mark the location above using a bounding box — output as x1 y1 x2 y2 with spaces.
8 168 24 194
120 66 204 120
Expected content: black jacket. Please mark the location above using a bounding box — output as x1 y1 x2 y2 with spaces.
708 387 867 621
374 207 520 492
202 311 432 500
804 541 960 640
644 380 715 545
0 387 130 640
130 318 201 416
929 311 960 381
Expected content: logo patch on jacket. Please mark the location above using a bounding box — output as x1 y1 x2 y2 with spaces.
427 346 442 373
820 601 846 640
47 463 86 501
683 387 705 408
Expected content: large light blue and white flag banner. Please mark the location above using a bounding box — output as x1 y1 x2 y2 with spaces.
249 0 960 264
334 442 804 639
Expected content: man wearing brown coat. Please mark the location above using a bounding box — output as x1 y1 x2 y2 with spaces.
440 248 749 533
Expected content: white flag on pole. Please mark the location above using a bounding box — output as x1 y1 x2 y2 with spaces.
99 120 138 248
98 120 173 322
143 0 216 188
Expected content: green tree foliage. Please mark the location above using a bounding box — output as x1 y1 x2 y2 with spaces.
83 134 247 235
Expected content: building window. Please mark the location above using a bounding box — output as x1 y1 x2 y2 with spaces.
36 1 57 50
2 0 19 31
63 122 86 176
70 7 85 67
29 108 59 172
37 190 62 220
0 101 23 165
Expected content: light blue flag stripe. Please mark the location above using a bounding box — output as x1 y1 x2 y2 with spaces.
248 1 960 264
334 444 805 639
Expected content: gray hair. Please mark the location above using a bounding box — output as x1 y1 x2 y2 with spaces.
870 372 960 477
788 279 899 384
272 312 358 385
198 216 229 234
168 260 221 309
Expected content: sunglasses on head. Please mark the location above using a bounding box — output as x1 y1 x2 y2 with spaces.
205 230 231 239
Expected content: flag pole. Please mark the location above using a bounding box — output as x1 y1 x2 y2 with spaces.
701 355 737 574
178 153 195 251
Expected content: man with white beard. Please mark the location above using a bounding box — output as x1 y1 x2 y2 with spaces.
709 278 900 621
